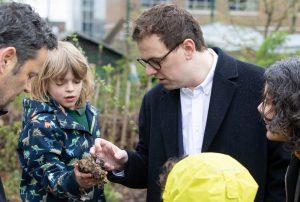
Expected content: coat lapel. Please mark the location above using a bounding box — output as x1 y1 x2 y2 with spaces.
202 48 238 151
160 89 180 158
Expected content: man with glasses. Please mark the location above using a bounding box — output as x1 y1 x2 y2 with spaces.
0 2 57 201
91 4 289 202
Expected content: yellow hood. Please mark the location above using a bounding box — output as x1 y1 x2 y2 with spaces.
163 152 258 202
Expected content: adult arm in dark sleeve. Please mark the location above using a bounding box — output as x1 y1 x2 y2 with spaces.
265 140 290 202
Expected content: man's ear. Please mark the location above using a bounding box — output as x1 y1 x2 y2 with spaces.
182 39 196 60
0 47 17 74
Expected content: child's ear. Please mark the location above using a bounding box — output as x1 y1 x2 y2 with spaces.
0 47 17 74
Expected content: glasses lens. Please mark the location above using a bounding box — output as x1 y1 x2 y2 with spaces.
148 60 160 70
137 58 147 68
137 58 160 70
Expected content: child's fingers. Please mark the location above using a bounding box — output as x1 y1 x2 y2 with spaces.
79 172 93 178
74 163 92 178
89 178 101 185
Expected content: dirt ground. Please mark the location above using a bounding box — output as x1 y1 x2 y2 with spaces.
114 184 147 202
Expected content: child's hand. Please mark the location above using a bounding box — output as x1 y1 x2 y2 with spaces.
74 163 101 189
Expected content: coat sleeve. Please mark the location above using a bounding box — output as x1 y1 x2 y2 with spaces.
265 140 290 202
18 122 82 199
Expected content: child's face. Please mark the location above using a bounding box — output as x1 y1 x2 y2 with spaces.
48 69 83 110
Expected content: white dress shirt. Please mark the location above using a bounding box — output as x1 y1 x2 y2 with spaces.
180 48 218 155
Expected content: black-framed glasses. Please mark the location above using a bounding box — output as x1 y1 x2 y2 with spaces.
137 42 182 70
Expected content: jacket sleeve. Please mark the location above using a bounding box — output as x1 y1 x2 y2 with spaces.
18 122 82 199
265 140 290 202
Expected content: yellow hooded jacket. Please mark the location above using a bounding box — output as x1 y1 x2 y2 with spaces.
163 152 258 202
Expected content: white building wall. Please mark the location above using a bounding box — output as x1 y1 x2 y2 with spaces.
23 0 106 36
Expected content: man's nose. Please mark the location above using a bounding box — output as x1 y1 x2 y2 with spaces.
145 64 158 77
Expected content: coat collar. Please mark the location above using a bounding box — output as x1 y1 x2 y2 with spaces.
22 98 99 135
56 102 98 134
202 48 238 151
212 47 238 80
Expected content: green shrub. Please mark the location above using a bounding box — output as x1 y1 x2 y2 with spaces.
0 121 22 201
0 122 21 172
104 182 122 202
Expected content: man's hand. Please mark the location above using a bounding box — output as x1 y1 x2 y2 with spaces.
90 138 128 171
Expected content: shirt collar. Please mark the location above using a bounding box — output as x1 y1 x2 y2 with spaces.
66 105 86 116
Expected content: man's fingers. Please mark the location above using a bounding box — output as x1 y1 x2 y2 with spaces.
104 163 114 171
94 138 103 153
115 150 128 163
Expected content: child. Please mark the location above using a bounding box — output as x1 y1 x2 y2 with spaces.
18 41 106 201
160 153 258 202
257 57 300 202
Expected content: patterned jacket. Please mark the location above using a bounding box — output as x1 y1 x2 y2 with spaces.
18 98 105 202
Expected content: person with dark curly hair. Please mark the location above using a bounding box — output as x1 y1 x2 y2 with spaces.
258 57 300 202
0 2 57 201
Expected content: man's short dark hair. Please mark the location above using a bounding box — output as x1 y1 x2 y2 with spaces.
132 4 206 51
0 2 57 73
